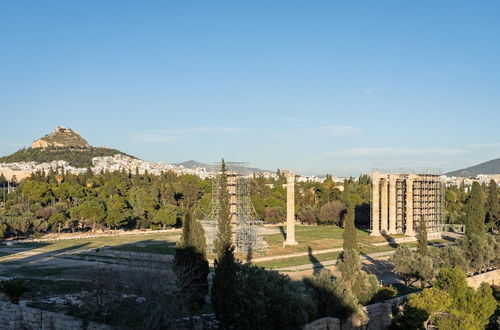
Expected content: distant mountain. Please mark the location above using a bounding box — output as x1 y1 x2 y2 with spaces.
174 160 271 174
446 157 500 177
0 126 135 168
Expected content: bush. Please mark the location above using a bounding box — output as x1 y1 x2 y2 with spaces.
305 269 364 321
298 206 318 225
318 200 346 225
264 206 286 224
0 278 32 304
370 286 397 303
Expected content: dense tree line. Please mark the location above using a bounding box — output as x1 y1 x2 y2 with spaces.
445 179 500 232
0 168 373 238
1 166 499 239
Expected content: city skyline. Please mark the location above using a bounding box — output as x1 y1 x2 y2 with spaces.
1 1 500 176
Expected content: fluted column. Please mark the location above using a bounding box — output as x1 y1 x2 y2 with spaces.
405 176 415 236
283 170 298 246
380 178 388 233
371 175 381 236
388 176 397 234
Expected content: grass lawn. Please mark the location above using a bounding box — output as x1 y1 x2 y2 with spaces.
110 242 176 255
0 232 180 261
2 266 91 279
254 239 447 269
262 225 402 256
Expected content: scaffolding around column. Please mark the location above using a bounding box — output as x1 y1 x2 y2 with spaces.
201 168 267 254
371 169 444 235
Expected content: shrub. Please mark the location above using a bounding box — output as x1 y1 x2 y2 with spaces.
0 278 32 304
318 200 346 225
305 269 364 321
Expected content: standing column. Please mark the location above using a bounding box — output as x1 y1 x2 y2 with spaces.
371 175 381 236
405 176 415 236
283 170 298 246
380 178 388 233
388 176 397 234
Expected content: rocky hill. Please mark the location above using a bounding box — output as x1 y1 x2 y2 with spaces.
0 126 135 168
446 157 500 177
31 126 90 149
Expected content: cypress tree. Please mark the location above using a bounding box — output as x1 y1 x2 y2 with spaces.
213 159 233 257
464 181 485 237
211 159 238 328
342 201 357 251
337 201 379 304
485 180 499 230
417 216 428 256
173 211 209 312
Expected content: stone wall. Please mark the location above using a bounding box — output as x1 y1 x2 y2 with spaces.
0 301 113 330
466 269 500 288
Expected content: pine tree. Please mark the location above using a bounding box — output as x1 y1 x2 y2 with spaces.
485 180 499 230
463 181 485 237
213 159 233 257
173 211 209 312
417 216 428 256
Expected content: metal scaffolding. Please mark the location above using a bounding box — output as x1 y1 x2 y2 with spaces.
371 170 445 235
201 170 267 254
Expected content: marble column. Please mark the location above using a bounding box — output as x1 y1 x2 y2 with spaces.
380 178 388 233
283 170 298 246
388 176 397 234
405 176 415 236
371 175 381 236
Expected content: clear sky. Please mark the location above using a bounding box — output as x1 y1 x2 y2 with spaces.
1 1 499 176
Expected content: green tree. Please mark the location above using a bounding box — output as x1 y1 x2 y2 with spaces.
342 201 357 251
211 160 239 328
395 267 496 330
213 159 233 257
337 202 379 304
48 212 66 233
211 245 238 328
173 212 209 312
485 179 499 230
105 195 130 228
305 269 364 321
460 233 496 272
152 204 177 228
417 216 428 256
20 180 53 205
233 264 313 330
70 199 106 230
390 246 419 286
463 181 485 237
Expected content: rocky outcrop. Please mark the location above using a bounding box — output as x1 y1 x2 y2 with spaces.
31 126 90 149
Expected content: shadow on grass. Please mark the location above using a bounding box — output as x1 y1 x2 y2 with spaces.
381 232 399 248
361 252 399 286
308 246 324 275
109 239 176 255
278 226 287 240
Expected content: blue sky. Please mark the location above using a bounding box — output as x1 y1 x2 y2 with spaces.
1 1 499 176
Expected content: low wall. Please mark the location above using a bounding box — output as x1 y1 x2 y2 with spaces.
0 301 113 330
466 269 500 288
